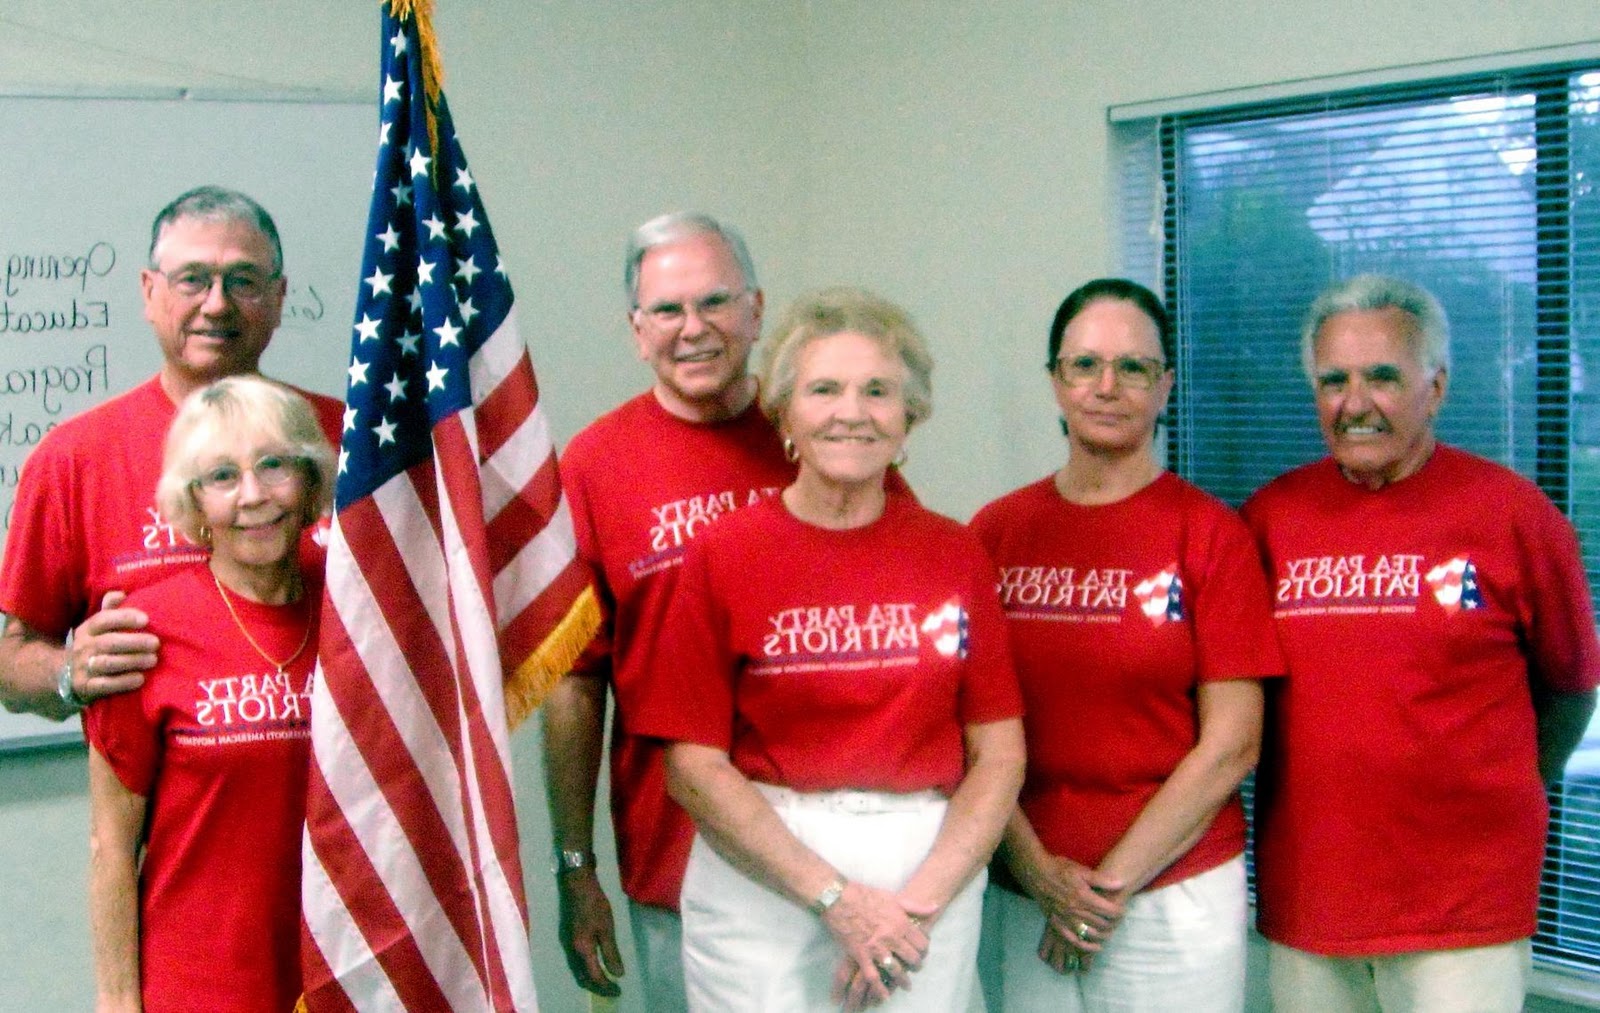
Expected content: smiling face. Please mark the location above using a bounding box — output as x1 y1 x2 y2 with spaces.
1312 306 1446 489
142 216 285 399
783 330 909 491
193 436 313 589
629 232 763 421
1051 297 1172 456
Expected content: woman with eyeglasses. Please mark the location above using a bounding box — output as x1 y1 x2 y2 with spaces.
970 278 1282 1012
85 376 334 1012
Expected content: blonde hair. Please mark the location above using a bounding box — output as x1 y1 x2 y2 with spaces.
759 287 933 429
156 376 335 544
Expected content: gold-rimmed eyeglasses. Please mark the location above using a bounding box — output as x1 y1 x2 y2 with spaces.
1051 353 1169 391
191 455 306 497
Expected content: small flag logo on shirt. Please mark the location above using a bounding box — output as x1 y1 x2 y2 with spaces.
921 598 969 658
1425 556 1483 613
1134 566 1184 626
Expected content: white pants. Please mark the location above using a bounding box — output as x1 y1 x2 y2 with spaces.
1267 938 1531 1013
680 784 985 1012
627 900 688 1013
993 856 1247 1012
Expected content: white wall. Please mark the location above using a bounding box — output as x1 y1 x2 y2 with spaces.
1 2 1595 1010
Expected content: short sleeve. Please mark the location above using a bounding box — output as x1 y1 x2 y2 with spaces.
83 687 159 798
1187 502 1286 682
954 546 1025 725
559 449 616 680
1517 493 1600 694
0 437 88 636
625 539 736 748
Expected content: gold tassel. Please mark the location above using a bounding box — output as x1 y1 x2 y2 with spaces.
386 0 445 171
504 586 603 729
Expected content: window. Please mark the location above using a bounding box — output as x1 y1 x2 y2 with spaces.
1117 61 1600 982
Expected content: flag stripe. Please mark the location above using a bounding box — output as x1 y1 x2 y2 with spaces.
304 4 592 1007
304 751 453 1010
317 544 498 1004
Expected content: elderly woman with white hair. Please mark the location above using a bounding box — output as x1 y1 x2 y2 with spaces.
632 287 1025 1011
85 376 335 1012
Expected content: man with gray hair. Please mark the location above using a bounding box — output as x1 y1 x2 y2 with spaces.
542 211 787 1008
0 185 342 719
1241 274 1600 1011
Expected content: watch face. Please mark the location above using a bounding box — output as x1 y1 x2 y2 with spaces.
556 849 592 873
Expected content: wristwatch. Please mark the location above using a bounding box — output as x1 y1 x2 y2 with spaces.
554 848 594 876
811 877 847 915
57 657 86 712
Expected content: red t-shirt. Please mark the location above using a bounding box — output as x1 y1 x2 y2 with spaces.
1242 445 1600 955
633 494 1023 794
970 472 1282 892
0 375 343 638
85 564 320 1012
560 392 793 907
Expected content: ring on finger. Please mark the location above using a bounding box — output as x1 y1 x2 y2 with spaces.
876 954 900 974
1075 921 1092 941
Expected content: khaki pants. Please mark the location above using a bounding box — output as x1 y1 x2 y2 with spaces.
1267 938 1531 1013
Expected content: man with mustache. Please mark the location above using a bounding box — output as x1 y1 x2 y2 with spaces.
1242 274 1600 1012
0 186 342 720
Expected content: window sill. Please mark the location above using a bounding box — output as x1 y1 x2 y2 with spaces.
1532 967 1600 1011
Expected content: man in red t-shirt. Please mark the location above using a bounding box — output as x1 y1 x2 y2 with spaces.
0 186 342 721
1242 275 1600 1013
543 211 784 1009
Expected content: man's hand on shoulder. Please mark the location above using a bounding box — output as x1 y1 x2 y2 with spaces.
0 591 158 721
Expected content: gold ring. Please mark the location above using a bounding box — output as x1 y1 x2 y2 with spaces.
1075 921 1091 941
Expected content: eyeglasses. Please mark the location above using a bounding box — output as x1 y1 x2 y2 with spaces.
1051 353 1169 391
192 455 306 497
637 289 749 332
157 265 281 304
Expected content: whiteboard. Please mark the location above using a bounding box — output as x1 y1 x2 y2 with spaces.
0 90 374 750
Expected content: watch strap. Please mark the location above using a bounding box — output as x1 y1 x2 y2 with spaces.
56 657 85 711
811 877 847 915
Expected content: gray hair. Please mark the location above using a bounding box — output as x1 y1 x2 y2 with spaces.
149 185 283 275
156 376 335 546
623 211 758 307
760 287 933 430
1301 274 1450 382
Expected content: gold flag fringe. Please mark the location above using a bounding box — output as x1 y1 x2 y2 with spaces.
386 0 445 167
505 585 602 728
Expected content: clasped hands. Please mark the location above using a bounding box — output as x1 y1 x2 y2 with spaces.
822 881 936 1011
1028 855 1126 975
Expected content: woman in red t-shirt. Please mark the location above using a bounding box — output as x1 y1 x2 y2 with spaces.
85 377 334 1012
634 287 1025 1011
970 279 1282 1012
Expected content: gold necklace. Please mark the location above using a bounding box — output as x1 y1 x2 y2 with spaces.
212 570 312 676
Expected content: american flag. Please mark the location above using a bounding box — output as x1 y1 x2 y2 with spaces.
301 2 596 1009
